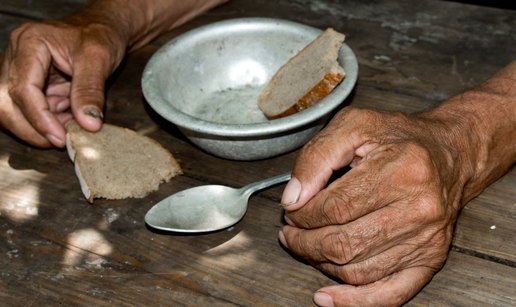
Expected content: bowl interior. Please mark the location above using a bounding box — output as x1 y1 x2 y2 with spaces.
142 18 358 137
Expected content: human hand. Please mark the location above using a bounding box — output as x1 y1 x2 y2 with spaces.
278 107 475 307
0 17 127 148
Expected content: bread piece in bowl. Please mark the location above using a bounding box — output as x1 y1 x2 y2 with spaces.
258 28 345 119
66 120 182 203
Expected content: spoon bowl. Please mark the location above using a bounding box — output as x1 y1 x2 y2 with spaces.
145 173 291 233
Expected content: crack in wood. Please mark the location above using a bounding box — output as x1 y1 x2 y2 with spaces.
451 245 516 268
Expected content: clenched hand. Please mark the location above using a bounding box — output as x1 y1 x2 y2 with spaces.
279 74 516 307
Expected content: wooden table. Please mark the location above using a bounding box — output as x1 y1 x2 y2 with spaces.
1 1 516 306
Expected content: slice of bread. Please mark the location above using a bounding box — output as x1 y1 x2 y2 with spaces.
258 28 345 119
66 120 182 203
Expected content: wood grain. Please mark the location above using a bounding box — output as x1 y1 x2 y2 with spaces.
2 0 516 306
0 0 86 20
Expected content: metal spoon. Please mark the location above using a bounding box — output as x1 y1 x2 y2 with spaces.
145 172 291 233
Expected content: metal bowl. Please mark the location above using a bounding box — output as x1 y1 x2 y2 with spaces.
142 18 358 160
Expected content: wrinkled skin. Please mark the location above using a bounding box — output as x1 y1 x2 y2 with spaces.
280 107 464 306
279 88 516 306
0 19 126 148
2 1 516 306
0 0 228 148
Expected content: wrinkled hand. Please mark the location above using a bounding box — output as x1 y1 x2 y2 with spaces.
0 18 126 147
279 107 472 307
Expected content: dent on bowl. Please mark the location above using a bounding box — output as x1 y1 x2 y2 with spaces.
142 18 358 160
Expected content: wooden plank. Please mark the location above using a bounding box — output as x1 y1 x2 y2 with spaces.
408 251 516 307
1 162 516 306
2 82 516 306
0 14 28 50
0 0 86 20
2 0 516 305
2 148 516 306
0 159 329 306
452 167 516 264
2 41 515 267
4 0 516 105
182 0 516 102
0 1 83 53
2 0 516 102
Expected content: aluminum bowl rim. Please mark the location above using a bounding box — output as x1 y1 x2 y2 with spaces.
142 17 358 138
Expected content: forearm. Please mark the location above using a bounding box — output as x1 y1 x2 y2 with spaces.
421 59 516 206
62 0 229 52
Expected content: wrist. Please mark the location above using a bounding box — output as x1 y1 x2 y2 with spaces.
420 88 516 207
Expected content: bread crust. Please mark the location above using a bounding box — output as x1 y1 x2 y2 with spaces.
267 70 345 120
258 28 346 119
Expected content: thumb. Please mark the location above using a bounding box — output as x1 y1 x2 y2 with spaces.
281 108 368 211
313 267 435 307
69 48 113 132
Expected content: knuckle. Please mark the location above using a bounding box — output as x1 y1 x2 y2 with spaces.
7 82 24 104
9 22 36 41
394 141 452 223
297 139 333 171
72 83 105 99
322 191 354 224
295 234 320 258
82 41 114 67
426 228 451 255
321 230 354 265
334 107 378 128
409 227 451 269
298 140 322 160
293 211 318 228
351 107 382 125
416 196 447 223
80 25 124 63
403 142 435 181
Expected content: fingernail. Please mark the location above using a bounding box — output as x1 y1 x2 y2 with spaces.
46 133 64 148
83 106 103 122
313 291 334 307
278 230 288 248
284 215 295 226
281 177 301 207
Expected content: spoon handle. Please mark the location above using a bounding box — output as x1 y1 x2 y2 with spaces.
239 172 292 198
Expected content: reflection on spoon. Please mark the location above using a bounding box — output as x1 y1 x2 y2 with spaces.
145 173 291 233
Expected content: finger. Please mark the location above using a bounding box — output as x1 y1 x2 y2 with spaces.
69 43 116 132
312 267 435 307
279 198 440 266
45 66 71 96
279 223 388 266
55 112 73 126
285 149 395 229
0 84 52 148
47 95 70 113
286 140 435 229
313 237 448 285
8 32 66 147
281 108 378 211
44 74 71 97
45 72 71 113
